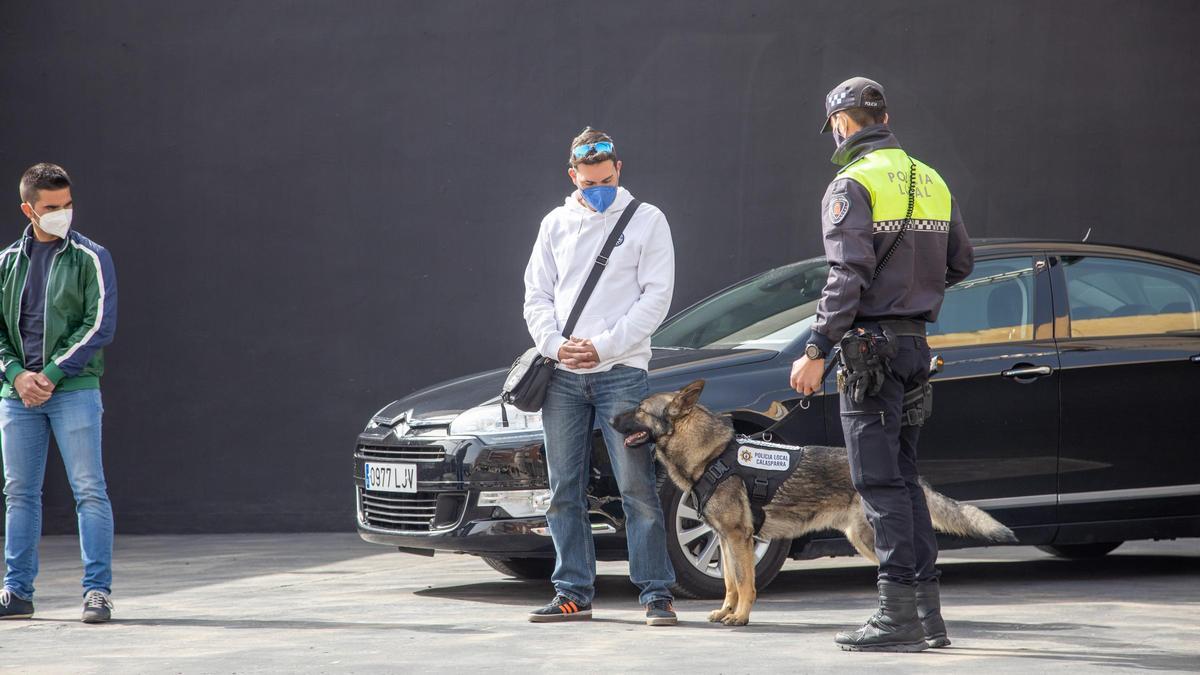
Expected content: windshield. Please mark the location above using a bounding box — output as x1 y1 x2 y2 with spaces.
653 259 830 351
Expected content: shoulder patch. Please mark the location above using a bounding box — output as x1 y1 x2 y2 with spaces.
828 193 850 224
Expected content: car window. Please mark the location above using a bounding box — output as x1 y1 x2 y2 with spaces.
653 260 830 350
928 257 1036 349
1062 256 1200 338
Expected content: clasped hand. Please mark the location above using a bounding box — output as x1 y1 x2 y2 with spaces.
14 371 55 407
557 337 600 370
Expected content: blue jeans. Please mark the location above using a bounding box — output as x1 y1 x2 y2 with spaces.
541 365 674 605
2 389 112 599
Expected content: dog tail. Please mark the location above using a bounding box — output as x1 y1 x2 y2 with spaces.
921 478 1018 544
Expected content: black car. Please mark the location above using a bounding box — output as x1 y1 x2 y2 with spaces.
354 240 1200 598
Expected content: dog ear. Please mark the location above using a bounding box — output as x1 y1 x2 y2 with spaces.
668 380 705 418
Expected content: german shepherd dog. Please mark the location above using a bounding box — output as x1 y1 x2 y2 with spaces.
612 379 1017 626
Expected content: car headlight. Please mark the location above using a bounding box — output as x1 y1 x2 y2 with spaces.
478 489 551 518
449 403 543 441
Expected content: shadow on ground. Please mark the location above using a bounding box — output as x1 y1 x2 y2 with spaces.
411 551 1199 671
417 551 1200 607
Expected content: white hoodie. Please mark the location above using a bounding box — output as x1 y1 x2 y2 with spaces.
523 186 675 374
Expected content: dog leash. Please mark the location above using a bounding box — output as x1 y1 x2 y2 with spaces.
749 346 841 442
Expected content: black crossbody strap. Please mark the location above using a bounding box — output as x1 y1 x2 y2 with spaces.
871 156 917 281
561 199 642 338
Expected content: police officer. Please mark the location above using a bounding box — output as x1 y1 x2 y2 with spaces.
790 77 974 652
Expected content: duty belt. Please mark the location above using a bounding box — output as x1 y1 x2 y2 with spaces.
853 318 926 337
841 318 933 425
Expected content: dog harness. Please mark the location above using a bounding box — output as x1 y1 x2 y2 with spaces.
691 435 806 534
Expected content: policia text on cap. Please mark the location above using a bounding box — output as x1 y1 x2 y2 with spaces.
789 77 974 652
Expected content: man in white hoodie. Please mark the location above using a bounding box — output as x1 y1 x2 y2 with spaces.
523 128 677 626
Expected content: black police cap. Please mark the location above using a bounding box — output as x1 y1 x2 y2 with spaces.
821 77 887 133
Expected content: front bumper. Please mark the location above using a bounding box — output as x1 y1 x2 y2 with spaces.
353 426 631 557
356 508 558 556
352 427 547 556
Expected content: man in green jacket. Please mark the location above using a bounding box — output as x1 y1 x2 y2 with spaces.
0 164 118 624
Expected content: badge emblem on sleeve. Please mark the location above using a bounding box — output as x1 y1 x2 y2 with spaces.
829 194 850 224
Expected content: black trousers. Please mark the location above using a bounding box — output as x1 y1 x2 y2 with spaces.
840 333 939 585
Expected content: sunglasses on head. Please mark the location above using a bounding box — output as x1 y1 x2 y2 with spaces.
572 141 614 159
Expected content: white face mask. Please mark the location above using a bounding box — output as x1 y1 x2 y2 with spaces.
32 207 72 238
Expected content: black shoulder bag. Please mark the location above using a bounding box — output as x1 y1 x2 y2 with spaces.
501 200 642 412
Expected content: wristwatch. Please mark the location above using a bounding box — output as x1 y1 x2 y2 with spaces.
804 343 826 360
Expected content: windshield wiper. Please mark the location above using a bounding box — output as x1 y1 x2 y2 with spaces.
652 345 696 351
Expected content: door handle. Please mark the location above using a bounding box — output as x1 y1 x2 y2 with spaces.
1001 365 1053 379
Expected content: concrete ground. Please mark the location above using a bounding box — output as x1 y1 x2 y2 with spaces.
0 535 1197 674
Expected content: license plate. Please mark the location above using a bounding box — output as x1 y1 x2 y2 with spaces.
363 462 417 493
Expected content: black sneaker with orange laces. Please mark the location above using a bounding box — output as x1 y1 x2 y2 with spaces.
528 595 592 623
645 598 677 626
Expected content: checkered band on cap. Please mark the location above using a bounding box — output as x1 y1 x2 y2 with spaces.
827 89 855 108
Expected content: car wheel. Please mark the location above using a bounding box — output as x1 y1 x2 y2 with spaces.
658 473 791 599
1036 541 1124 559
480 555 555 580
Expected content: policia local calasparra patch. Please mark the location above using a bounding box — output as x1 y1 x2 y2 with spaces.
737 445 791 471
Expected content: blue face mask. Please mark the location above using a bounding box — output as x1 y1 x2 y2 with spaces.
580 185 617 213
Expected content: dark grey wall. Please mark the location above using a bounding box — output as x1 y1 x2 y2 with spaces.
2 0 1197 533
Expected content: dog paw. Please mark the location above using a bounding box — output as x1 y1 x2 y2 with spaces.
721 615 749 626
707 608 730 622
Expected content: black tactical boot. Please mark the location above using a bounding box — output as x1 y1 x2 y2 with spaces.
835 580 929 652
915 579 950 648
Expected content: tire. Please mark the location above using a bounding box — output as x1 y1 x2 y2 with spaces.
480 555 555 580
1036 541 1124 559
658 471 791 599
